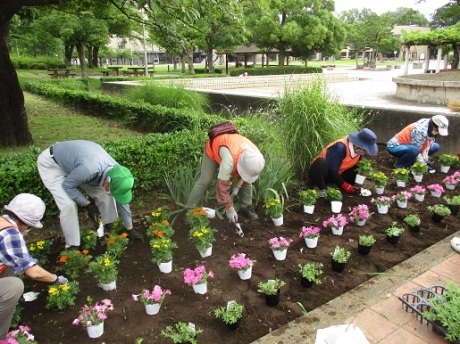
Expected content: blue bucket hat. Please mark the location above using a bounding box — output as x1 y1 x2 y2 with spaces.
348 128 378 156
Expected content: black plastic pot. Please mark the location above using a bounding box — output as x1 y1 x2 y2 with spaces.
358 244 372 255
408 224 420 233
432 213 444 223
226 319 240 331
448 204 459 216
300 276 313 288
264 290 280 307
386 234 400 244
331 259 347 272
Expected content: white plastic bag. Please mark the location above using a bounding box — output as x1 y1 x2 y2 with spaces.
315 324 369 344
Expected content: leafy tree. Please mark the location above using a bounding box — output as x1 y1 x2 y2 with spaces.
382 7 429 26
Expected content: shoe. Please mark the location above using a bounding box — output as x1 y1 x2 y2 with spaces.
239 206 258 219
451 237 460 253
103 223 113 236
126 229 144 243
65 245 80 251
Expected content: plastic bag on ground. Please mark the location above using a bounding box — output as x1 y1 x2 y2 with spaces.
315 324 369 344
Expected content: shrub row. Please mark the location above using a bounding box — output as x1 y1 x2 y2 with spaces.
11 56 67 70
229 66 322 76
24 80 222 133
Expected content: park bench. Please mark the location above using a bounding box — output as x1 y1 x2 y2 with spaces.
101 71 110 77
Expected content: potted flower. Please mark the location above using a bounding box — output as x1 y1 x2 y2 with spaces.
161 322 202 344
257 278 286 307
189 225 217 258
72 296 114 339
86 253 119 291
443 173 459 190
186 207 210 228
427 183 445 198
438 154 459 173
104 232 129 259
214 301 244 330
148 220 175 239
403 213 421 233
358 235 376 255
392 191 413 208
355 158 374 184
80 229 97 250
410 185 427 202
146 206 171 224
150 237 178 273
372 171 388 194
132 285 171 315
330 246 351 272
392 167 409 187
385 221 405 244
297 262 323 287
443 195 460 216
58 249 92 280
268 236 293 261
229 253 254 280
264 189 284 226
28 239 52 265
6 326 38 344
183 265 214 294
428 204 451 223
323 214 347 235
348 204 370 226
299 226 320 248
299 189 319 213
411 161 428 182
371 196 392 214
325 187 343 213
45 281 80 310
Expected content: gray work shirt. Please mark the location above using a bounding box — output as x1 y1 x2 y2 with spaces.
52 140 132 227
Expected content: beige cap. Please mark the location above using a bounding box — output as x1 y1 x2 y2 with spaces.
4 194 46 228
432 115 449 136
237 149 265 183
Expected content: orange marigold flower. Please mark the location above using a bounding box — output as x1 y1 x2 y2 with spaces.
107 238 116 245
59 256 68 263
82 249 89 255
161 220 169 225
153 230 164 238
120 233 128 238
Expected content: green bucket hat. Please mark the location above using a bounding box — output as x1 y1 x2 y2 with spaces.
107 165 134 204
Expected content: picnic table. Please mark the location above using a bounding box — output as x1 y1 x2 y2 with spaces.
48 68 77 78
106 66 123 76
125 66 153 77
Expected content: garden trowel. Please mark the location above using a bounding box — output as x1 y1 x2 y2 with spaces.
233 222 244 237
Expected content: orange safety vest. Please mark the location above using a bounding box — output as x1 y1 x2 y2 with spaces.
315 137 359 174
0 217 17 274
395 123 430 152
205 134 258 177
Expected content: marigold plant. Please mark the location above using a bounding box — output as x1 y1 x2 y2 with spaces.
356 158 373 176
150 237 178 264
189 225 217 251
147 220 175 238
392 167 409 182
46 281 80 310
58 250 92 280
28 239 51 265
81 228 97 250
299 189 319 206
146 206 171 224
86 253 119 285
186 207 210 227
104 232 129 259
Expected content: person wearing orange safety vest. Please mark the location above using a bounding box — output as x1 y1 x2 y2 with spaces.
186 133 265 223
308 128 378 196
0 194 68 341
387 115 448 168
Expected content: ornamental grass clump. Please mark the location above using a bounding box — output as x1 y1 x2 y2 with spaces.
132 285 171 305
214 301 244 325
72 296 114 328
189 225 217 251
372 171 388 187
28 239 52 265
299 189 319 206
86 253 119 285
46 281 80 310
58 249 92 280
297 263 323 284
356 158 374 176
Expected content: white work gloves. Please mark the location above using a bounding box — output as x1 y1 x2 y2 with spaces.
54 275 68 284
226 209 238 223
416 150 431 165
231 186 240 198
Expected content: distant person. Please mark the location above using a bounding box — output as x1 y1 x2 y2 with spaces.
186 127 265 223
308 128 378 196
0 194 68 340
386 115 448 168
37 140 143 249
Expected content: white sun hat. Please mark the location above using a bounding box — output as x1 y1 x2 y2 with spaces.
237 149 265 183
4 193 46 228
432 115 449 136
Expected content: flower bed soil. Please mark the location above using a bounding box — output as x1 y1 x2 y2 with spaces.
20 144 460 343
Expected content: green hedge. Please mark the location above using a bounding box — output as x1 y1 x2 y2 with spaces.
11 56 67 70
229 66 322 76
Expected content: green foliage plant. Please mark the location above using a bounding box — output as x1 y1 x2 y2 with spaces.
385 221 405 237
439 154 459 166
392 168 409 182
189 225 217 251
427 204 451 216
359 235 376 247
104 232 129 259
80 229 97 250
356 158 373 176
263 188 284 218
214 301 244 325
325 187 343 202
86 253 119 285
28 239 52 265
403 214 421 227
330 246 351 263
411 161 428 175
257 278 286 295
372 171 388 187
297 263 323 284
186 207 211 228
299 189 319 206
443 195 460 205
424 281 460 342
278 78 363 179
150 237 178 264
45 281 80 310
161 322 202 344
58 250 92 280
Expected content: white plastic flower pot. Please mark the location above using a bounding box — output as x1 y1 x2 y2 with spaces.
145 303 161 315
377 204 389 214
158 260 173 274
396 200 408 209
375 187 384 195
304 236 318 248
237 266 252 280
396 180 406 187
272 248 288 261
303 205 315 214
203 207 216 219
199 245 213 258
355 219 366 227
445 183 456 191
100 280 116 291
192 282 208 294
330 201 343 214
413 174 423 183
271 216 283 226
440 165 450 173
87 322 104 339
331 226 344 235
355 174 366 185
430 191 442 198
414 193 425 202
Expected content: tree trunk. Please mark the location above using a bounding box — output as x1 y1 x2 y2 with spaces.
87 46 94 68
93 46 99 67
452 43 459 69
0 19 32 147
186 49 194 74
64 44 73 64
207 46 214 73
76 41 87 77
278 51 285 67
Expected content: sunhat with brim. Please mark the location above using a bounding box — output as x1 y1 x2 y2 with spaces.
451 237 460 253
348 128 378 156
237 149 265 184
107 165 134 204
4 193 46 228
432 115 449 136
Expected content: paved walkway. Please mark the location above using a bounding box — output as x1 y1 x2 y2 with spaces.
247 66 459 344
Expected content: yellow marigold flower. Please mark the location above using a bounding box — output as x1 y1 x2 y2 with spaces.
29 246 35 251
49 287 58 296
103 258 111 267
153 244 160 249
60 284 70 291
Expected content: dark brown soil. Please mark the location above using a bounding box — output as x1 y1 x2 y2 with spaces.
19 144 460 344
